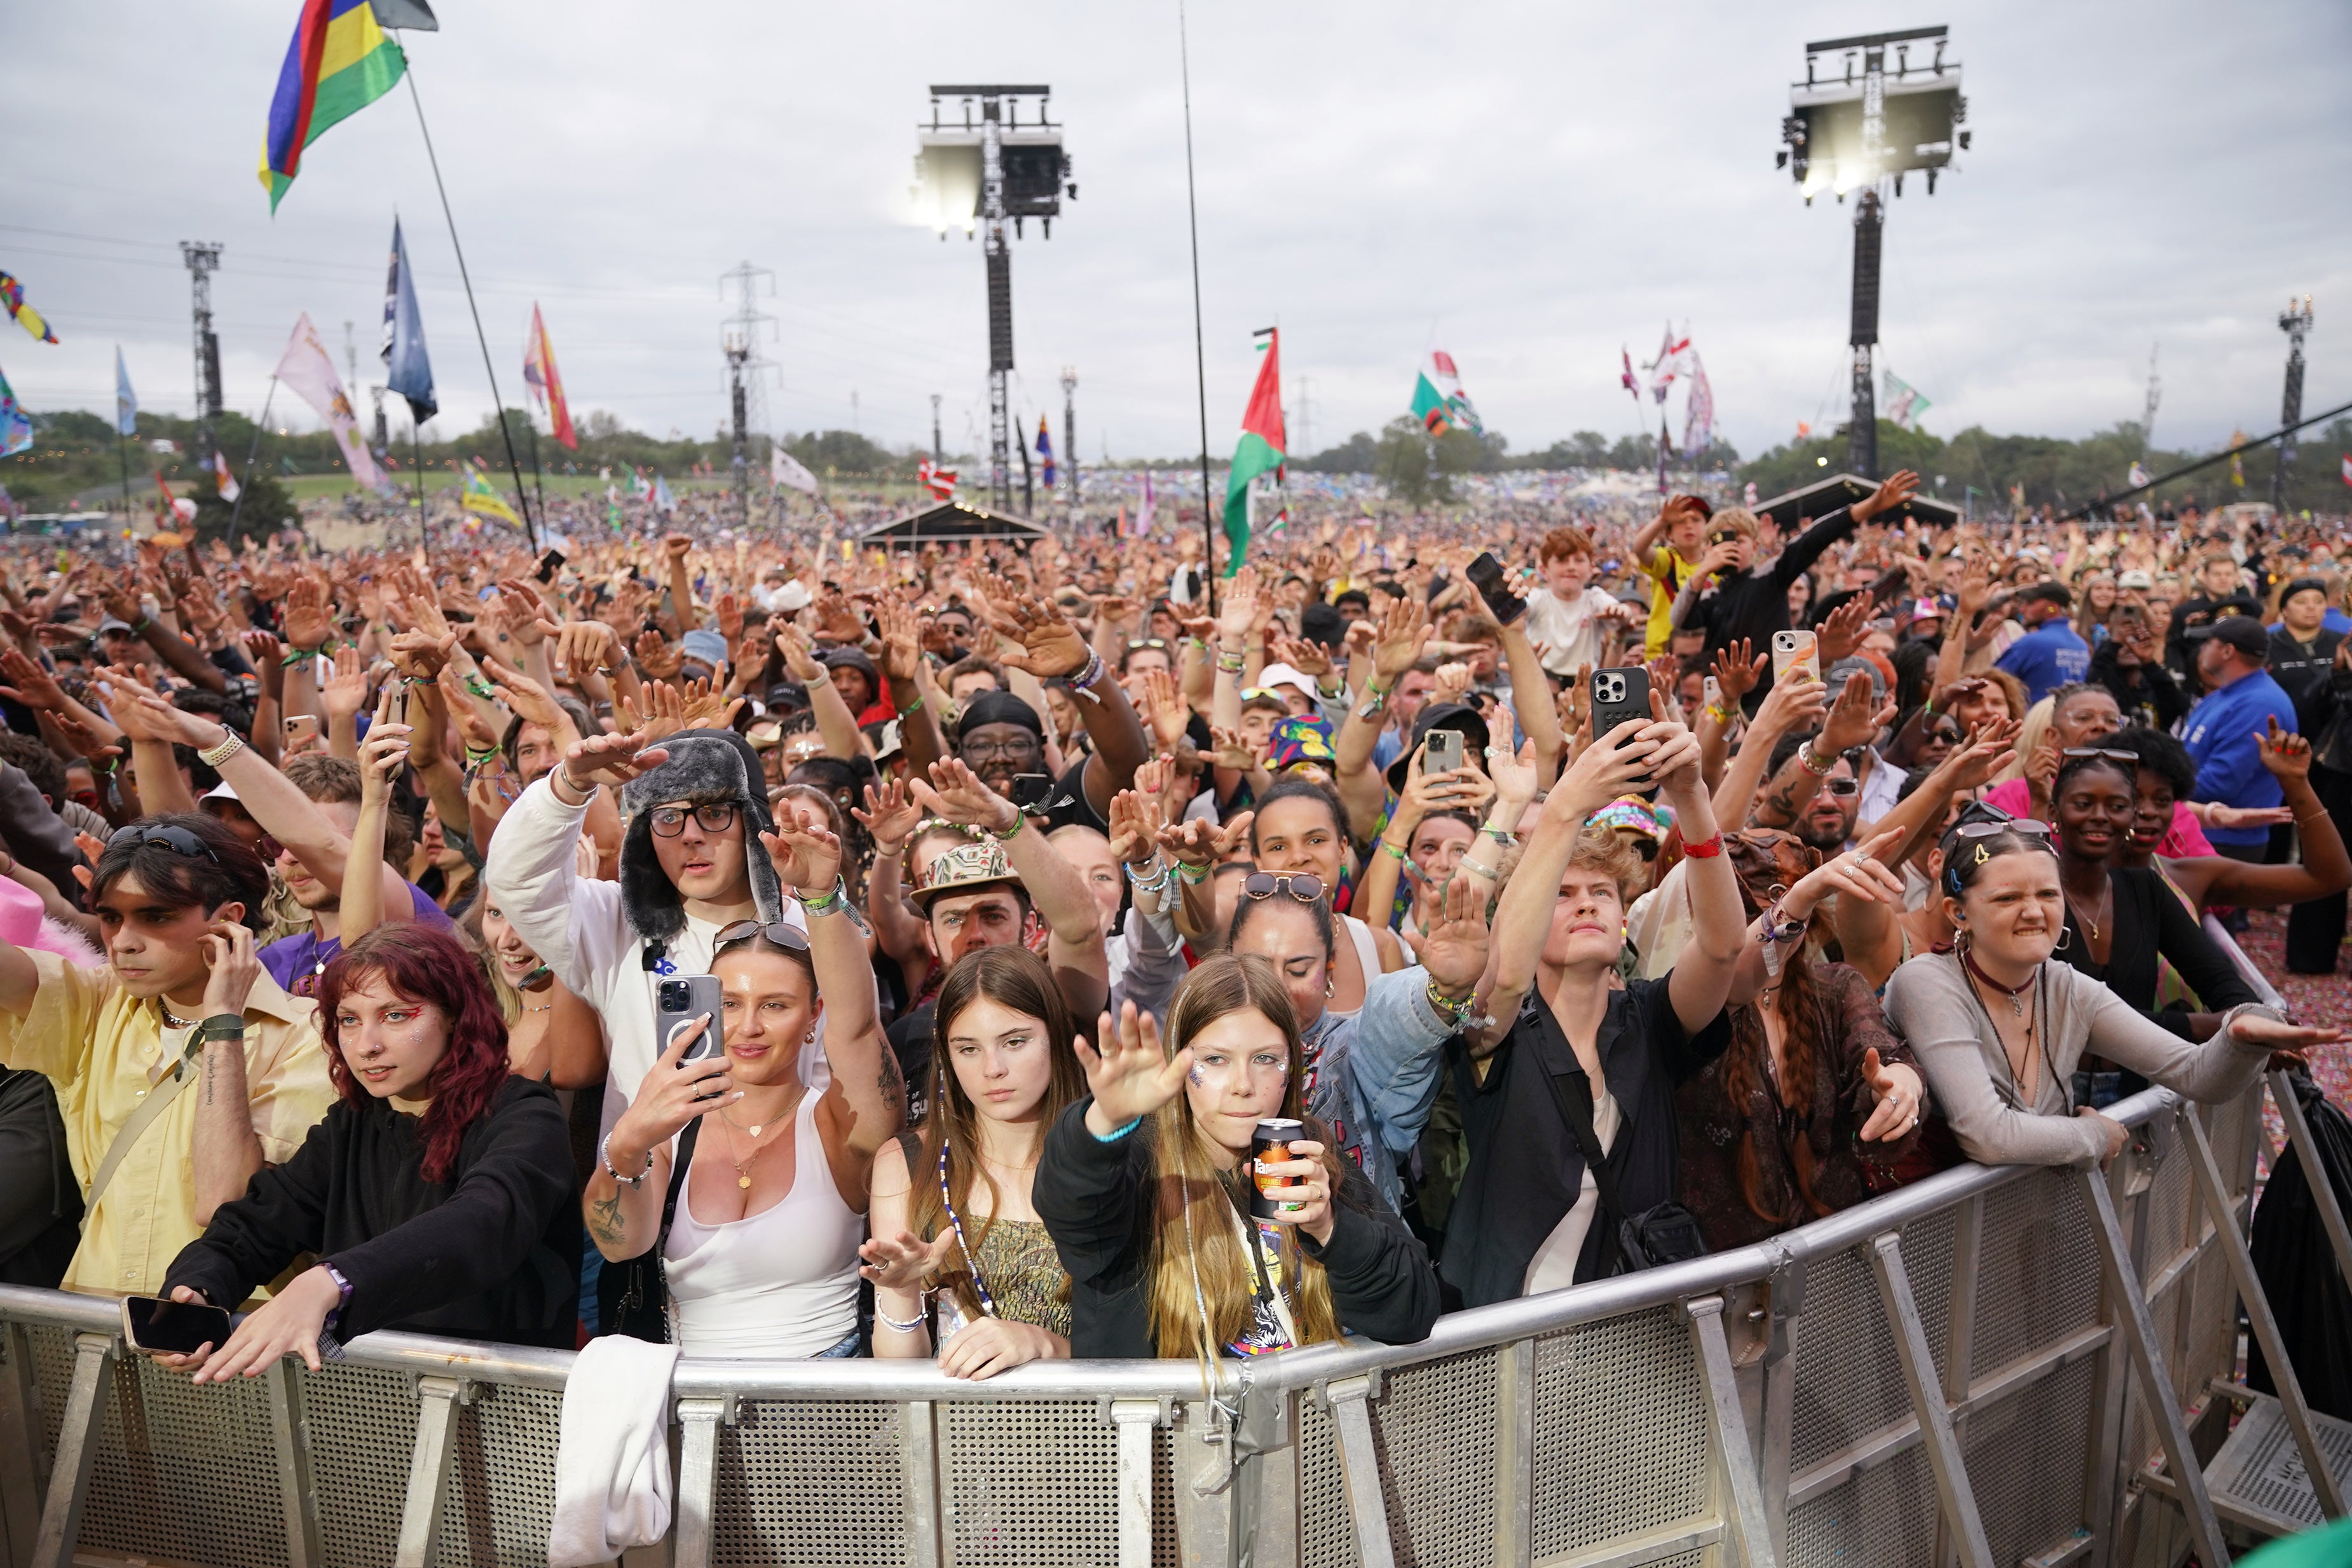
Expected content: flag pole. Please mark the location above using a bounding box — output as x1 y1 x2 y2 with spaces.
526 418 547 536
224 377 278 549
1177 0 1216 615
402 64 538 551
410 426 431 552
115 432 130 519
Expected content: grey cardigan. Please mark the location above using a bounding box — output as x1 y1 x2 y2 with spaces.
1883 951 2276 1169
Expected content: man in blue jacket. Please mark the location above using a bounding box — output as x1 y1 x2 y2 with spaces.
1995 582 2091 706
2179 617 2299 862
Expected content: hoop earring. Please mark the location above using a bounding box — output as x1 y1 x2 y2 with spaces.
2053 925 2071 952
1953 927 1971 957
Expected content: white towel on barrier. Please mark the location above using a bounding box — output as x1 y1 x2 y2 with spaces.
547 1335 681 1567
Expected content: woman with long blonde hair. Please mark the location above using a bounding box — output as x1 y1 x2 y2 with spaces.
1034 953 1439 1361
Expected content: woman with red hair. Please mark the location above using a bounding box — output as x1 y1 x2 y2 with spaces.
155 924 577 1380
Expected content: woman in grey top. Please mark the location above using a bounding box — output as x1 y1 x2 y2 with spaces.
1884 817 2340 1169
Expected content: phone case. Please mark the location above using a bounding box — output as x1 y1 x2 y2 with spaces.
654 974 726 1065
1772 631 1821 685
1589 667 1653 740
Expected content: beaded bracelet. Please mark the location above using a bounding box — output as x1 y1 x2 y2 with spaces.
1093 1115 1143 1143
874 1294 933 1335
1796 741 1834 777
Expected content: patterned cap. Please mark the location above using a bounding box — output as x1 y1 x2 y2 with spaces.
1588 796 1673 843
910 840 1023 911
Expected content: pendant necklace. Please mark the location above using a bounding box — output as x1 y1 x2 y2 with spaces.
1962 950 2033 1018
719 1087 803 1184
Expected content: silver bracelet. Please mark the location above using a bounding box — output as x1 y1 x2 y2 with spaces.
599 1130 653 1190
874 1290 932 1334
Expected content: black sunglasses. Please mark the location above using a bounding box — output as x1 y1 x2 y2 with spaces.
106 823 222 864
714 919 811 953
1242 871 1325 904
649 803 738 838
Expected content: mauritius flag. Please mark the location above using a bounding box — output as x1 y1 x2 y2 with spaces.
1221 328 1285 575
259 0 407 212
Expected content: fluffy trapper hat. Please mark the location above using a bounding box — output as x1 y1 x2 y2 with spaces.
617 729 783 948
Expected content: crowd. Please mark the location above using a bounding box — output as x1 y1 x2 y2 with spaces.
0 472 2346 1389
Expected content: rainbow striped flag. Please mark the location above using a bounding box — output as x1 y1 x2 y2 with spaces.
259 0 407 212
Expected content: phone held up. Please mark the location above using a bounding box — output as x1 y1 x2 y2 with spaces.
1421 729 1464 775
1771 629 1821 686
655 974 726 1079
535 548 568 585
121 1293 233 1358
1464 551 1527 626
1589 667 1656 789
282 713 320 749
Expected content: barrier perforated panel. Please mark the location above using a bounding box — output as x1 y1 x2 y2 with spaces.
1962 1354 2096 1566
714 1398 906 1567
434 1382 563 1568
29 1321 291 1568
1299 1389 1350 1568
300 1360 423 1567
940 1398 1117 1566
1787 1439 1939 1568
1971 1168 2099 1377
1530 1307 1711 1558
1789 1213 1955 1478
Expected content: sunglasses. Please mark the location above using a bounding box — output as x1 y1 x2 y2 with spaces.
1926 723 1964 744
1128 637 1170 651
106 823 222 864
1825 777 1859 796
714 919 812 953
1242 871 1325 904
649 803 739 838
2060 748 2137 765
1953 818 2055 841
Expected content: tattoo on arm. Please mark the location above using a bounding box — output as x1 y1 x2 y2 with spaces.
587 1193 626 1249
203 1049 215 1106
877 1051 905 1111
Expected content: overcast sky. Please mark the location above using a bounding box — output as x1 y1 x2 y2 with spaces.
5 1 2348 467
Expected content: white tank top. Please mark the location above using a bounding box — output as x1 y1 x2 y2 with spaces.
664 1090 862 1358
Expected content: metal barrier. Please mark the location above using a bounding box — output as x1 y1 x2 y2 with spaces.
0 1076 2332 1568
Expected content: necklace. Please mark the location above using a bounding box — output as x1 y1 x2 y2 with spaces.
720 1085 803 1145
2063 878 2110 944
159 1000 201 1030
1961 950 2034 1018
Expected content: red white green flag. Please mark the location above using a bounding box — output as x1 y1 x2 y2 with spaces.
1222 328 1285 574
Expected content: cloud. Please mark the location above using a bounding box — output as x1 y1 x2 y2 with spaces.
3 0 2346 465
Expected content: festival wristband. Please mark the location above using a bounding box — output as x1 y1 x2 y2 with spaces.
1377 838 1409 861
1681 832 1724 859
989 810 1027 843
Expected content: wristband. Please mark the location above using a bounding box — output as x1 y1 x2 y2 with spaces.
1703 704 1734 728
548 770 594 808
1175 860 1208 883
1425 978 1481 1030
874 1296 932 1335
900 695 925 714
600 1129 654 1189
1378 838 1409 861
130 613 154 634
1681 831 1724 859
1480 824 1515 847
1215 653 1245 674
1092 1114 1143 1143
1069 648 1106 699
798 878 849 917
989 810 1027 843
1356 678 1392 719
197 731 246 769
463 673 498 700
1457 857 1498 880
195 1014 248 1044
1796 742 1834 777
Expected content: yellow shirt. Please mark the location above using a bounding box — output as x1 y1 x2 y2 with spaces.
0 950 334 1298
1641 544 1700 657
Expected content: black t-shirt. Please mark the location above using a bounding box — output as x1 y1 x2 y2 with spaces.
886 1000 936 1126
1043 756 1109 834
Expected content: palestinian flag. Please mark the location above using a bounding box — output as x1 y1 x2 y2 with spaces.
1222 328 1285 575
1410 349 1482 436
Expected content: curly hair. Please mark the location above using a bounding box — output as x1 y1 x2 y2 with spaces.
317 924 512 1183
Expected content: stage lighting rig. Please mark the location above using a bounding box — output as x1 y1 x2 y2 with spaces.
912 86 1076 508
1777 27 1968 477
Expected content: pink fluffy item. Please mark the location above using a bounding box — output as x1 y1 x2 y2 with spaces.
0 875 104 969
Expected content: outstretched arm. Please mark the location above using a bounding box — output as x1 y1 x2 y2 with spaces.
763 811 905 1157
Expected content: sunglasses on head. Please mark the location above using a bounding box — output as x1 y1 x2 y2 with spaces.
2060 747 2136 765
649 803 739 838
106 823 222 864
714 919 812 953
1953 818 2055 842
1242 871 1325 904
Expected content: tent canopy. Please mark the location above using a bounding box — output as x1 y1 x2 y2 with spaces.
858 499 1049 547
1752 473 1962 531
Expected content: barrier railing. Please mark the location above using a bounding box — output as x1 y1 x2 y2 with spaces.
0 1075 2332 1568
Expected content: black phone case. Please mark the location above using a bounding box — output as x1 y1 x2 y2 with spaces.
1589 667 1653 740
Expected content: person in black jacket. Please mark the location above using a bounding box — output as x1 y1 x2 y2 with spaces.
1035 953 1439 1362
156 923 577 1381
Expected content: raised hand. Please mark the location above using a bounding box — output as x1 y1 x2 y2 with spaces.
1483 705 1539 806
1855 1047 1927 1143
1815 595 1873 665
1156 809 1252 871
853 777 922 857
856 1229 959 1293
1851 469 1922 524
633 629 683 681
1077 1001 1191 1133
1271 634 1332 680
554 620 621 682
1433 661 1473 704
910 757 1021 832
1709 639 1764 706
991 594 1089 679
770 622 825 683
874 597 924 683
2257 714 2313 783
318 646 369 721
1548 716 1661 822
280 576 334 651
0 647 67 711
1779 827 1909 922
558 726 671 793
1418 872 1492 999
1215 566 1261 646
1137 666 1190 751
761 808 844 896
1817 669 1890 755
1940 718 2021 791
388 628 458 681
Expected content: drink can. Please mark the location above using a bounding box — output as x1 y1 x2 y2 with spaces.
1250 1118 1307 1220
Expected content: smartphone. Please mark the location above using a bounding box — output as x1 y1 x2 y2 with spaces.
388 683 411 730
1422 729 1464 774
283 714 320 749
1009 773 1055 810
654 974 726 1068
1702 675 1722 708
1589 666 1653 741
535 548 567 585
1772 629 1821 686
121 1294 233 1358
1464 551 1527 626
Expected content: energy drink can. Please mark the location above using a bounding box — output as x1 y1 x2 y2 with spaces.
1250 1118 1308 1220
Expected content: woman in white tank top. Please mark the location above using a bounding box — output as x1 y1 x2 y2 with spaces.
582 811 906 1358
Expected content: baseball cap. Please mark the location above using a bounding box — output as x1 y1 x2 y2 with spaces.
2184 615 2269 659
1255 662 1319 700
2117 569 2153 590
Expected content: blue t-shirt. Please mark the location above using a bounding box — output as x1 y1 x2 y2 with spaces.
259 878 456 998
2269 608 2352 636
1995 623 2091 706
2180 670 2299 847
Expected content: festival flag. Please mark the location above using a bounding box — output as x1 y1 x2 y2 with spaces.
259 0 407 212
772 443 820 496
154 469 196 526
114 347 137 436
522 304 577 450
0 273 57 344
1681 351 1714 455
0 363 30 458
212 449 242 503
1036 415 1056 489
2229 430 2247 487
2127 461 2152 489
652 473 676 514
914 456 954 500
1646 324 1690 404
1223 328 1286 574
1620 347 1641 403
628 467 650 500
2340 453 2351 488
457 461 519 526
1882 369 1931 431
1410 349 1482 436
380 218 435 423
275 312 385 488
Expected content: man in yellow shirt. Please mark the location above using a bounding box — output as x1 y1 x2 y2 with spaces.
0 815 332 1298
1627 494 1712 657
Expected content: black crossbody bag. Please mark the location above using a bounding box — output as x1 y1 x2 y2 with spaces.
599 1119 701 1343
1528 1009 1708 1275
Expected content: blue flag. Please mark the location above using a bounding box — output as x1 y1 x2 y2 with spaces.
381 217 436 423
114 346 137 437
0 362 29 458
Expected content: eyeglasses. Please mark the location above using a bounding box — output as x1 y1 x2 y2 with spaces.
959 736 1040 763
1825 777 1859 796
713 919 812 953
1128 637 1170 651
649 803 739 838
106 823 221 864
1243 871 1326 904
2060 748 2137 765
